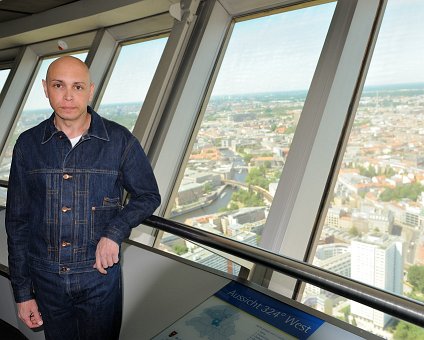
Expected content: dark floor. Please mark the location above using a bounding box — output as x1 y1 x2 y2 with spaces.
0 319 28 340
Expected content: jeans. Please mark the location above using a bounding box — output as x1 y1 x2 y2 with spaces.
30 264 122 340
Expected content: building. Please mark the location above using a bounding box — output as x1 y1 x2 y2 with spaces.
350 234 403 330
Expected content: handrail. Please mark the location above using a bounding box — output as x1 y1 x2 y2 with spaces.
145 215 424 328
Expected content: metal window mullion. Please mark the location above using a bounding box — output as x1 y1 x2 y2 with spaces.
87 29 120 107
151 0 231 216
129 0 216 243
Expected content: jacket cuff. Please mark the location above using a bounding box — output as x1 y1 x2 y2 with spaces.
13 288 35 303
101 225 128 245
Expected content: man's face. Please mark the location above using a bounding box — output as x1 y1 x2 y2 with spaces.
42 58 94 123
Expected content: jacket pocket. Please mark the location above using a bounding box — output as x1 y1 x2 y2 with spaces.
90 197 122 244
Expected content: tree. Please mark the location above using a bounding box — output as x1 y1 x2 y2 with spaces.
243 154 253 164
246 166 270 190
358 165 377 178
407 265 424 293
380 183 424 202
263 160 272 169
348 226 361 237
384 166 396 177
393 321 424 339
220 202 240 212
232 190 264 207
203 182 213 194
340 305 350 322
212 138 222 147
284 125 295 134
172 244 188 255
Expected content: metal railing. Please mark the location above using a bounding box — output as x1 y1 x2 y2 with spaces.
145 215 424 328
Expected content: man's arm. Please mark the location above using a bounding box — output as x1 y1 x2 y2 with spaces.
94 137 161 273
5 141 35 303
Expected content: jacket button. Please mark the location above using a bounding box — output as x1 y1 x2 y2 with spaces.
61 206 71 213
61 241 71 247
60 266 69 273
63 174 73 180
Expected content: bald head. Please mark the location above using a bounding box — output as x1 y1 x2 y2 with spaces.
46 56 91 83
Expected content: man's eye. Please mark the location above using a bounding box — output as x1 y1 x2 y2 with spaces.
75 85 84 90
53 84 62 88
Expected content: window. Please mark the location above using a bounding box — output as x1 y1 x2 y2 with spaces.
0 69 10 91
0 68 9 203
161 2 336 274
97 37 167 131
0 53 87 182
306 0 424 337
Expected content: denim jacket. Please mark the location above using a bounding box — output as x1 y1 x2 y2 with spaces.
6 107 161 302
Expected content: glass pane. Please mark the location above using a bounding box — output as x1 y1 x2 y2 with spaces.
0 53 87 181
0 187 6 207
162 3 337 274
97 37 167 131
0 69 11 205
306 0 424 338
158 236 248 276
0 69 10 91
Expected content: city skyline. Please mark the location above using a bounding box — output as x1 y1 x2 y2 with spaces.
19 81 424 112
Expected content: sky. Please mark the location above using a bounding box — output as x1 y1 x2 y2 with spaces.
99 38 167 105
6 0 424 109
0 69 9 90
212 2 337 95
363 0 424 86
212 0 424 95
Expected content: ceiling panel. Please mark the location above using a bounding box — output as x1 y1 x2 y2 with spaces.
0 0 78 23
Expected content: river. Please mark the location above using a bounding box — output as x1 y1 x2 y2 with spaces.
173 168 247 223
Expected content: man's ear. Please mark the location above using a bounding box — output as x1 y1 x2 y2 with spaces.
89 82 95 101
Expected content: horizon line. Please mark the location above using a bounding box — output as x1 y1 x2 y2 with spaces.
25 81 424 111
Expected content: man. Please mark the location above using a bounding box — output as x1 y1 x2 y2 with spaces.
6 56 161 339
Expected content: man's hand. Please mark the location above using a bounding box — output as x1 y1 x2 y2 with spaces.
17 299 43 328
93 237 120 274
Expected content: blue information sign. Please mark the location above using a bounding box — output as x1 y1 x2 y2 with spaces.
215 281 324 339
152 281 371 340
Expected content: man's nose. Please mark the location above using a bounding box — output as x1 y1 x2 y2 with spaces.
64 88 73 100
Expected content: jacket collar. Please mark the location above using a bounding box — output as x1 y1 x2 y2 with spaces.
42 106 110 144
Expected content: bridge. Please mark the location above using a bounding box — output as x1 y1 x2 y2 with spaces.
223 179 274 202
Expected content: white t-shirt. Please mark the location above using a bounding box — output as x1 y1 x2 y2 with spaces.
69 135 82 147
